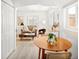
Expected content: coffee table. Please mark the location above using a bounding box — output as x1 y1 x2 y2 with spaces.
34 36 72 59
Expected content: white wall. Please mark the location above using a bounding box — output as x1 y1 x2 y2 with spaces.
17 10 50 32
1 1 16 59
46 9 53 32
46 8 60 32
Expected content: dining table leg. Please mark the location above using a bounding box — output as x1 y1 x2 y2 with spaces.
42 49 45 59
38 48 41 59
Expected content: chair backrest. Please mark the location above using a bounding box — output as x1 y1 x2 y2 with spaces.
46 52 72 59
39 29 46 34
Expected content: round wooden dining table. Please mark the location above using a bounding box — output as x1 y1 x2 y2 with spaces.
34 36 72 59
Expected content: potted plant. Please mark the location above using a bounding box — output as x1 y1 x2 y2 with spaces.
48 33 57 45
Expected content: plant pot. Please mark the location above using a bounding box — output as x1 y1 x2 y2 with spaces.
48 38 57 45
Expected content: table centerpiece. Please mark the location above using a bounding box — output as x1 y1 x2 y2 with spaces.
48 33 57 45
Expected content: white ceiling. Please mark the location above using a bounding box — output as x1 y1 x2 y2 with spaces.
11 0 77 11
17 5 58 11
12 0 77 7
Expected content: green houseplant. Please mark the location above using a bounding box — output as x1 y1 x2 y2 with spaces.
48 33 57 45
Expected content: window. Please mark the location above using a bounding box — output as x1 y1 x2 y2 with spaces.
64 3 78 31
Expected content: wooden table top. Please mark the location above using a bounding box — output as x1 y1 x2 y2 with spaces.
34 36 72 51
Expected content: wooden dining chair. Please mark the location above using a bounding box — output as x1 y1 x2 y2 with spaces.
46 52 72 59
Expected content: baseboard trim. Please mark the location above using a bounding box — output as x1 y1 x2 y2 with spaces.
6 48 16 59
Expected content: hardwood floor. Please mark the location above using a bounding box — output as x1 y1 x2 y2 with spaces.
7 35 46 59
7 39 39 59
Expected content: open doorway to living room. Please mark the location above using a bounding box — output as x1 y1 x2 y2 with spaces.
16 5 60 47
